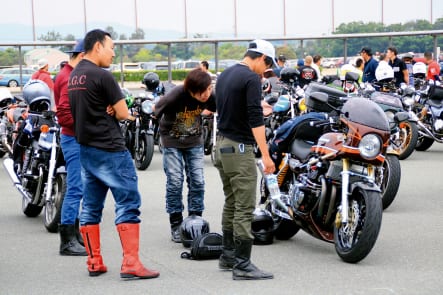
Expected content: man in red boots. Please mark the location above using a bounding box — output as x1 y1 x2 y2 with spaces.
68 29 159 280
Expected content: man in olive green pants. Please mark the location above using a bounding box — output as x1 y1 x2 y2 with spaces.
214 39 277 280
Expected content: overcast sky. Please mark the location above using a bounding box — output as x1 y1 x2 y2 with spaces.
1 0 443 40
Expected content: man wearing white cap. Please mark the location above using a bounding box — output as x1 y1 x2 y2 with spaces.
32 58 54 90
214 39 276 280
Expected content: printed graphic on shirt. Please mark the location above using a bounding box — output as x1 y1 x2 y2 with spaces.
169 106 203 138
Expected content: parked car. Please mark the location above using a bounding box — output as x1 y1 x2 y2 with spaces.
0 68 34 87
321 58 336 68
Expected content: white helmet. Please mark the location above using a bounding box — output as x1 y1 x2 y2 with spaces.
412 62 427 78
375 61 394 82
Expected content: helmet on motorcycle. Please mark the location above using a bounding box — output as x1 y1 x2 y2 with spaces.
280 67 300 84
251 208 274 245
22 79 51 112
180 215 210 248
0 88 13 109
375 61 394 83
142 72 160 91
412 62 427 79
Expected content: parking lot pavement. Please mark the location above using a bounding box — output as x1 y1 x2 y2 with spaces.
1 138 443 294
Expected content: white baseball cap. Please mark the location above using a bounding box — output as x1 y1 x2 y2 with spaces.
37 58 48 69
247 39 278 68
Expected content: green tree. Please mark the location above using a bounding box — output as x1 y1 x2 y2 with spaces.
0 48 21 66
105 26 119 40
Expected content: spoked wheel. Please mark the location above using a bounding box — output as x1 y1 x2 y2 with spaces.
378 154 401 210
22 195 43 217
334 187 382 263
135 134 154 170
394 121 418 160
43 173 67 233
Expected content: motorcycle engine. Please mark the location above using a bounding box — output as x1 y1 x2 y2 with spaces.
433 119 443 135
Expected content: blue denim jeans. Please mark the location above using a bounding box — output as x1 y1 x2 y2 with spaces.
162 145 205 214
60 134 83 225
79 145 141 225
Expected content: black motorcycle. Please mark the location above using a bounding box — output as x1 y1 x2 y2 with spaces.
121 89 157 170
4 109 66 232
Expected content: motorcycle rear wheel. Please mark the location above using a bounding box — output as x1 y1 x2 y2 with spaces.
379 154 401 210
135 133 154 170
334 187 382 263
43 173 67 233
415 135 434 151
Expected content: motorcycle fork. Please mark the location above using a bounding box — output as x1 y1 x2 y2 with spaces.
134 117 141 153
44 131 58 205
340 159 350 224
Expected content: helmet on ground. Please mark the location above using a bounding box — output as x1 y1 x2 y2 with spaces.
251 208 274 245
22 79 51 112
280 67 299 84
375 61 394 83
412 62 427 79
142 72 160 91
180 215 210 248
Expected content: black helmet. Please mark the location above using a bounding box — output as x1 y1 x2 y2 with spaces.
22 80 51 112
142 72 160 91
280 67 300 84
180 215 210 248
251 208 274 245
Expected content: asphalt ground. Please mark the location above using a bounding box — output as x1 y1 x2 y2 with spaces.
1 140 443 295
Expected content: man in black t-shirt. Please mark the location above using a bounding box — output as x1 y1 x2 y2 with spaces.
298 55 318 88
386 46 409 87
215 39 275 280
68 29 159 280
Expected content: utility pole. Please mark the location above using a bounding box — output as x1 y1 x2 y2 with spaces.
83 0 87 34
134 0 139 30
31 0 36 42
184 0 188 38
233 0 238 38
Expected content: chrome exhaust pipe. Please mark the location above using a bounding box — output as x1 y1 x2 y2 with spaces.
3 158 31 201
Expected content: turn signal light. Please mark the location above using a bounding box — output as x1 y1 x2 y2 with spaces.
40 124 49 133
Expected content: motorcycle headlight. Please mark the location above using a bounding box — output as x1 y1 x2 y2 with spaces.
358 134 382 159
141 100 153 114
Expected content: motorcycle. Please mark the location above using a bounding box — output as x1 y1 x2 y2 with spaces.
202 112 214 156
0 88 19 158
408 82 443 151
258 91 391 263
4 109 66 232
120 88 157 170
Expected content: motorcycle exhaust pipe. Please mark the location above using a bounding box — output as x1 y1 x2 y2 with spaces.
3 158 31 201
416 122 443 143
1 136 12 154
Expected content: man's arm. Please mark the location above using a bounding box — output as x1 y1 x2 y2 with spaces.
112 99 130 121
252 125 275 174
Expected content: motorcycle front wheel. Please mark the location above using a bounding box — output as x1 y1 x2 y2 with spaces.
379 154 401 210
334 187 382 263
43 173 67 233
396 121 418 160
135 133 154 170
415 135 434 151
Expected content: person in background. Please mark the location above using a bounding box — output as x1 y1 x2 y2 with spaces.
298 55 318 88
424 51 441 82
354 57 364 83
360 47 379 83
215 39 275 280
200 60 216 81
68 29 159 280
154 68 216 243
312 55 322 82
386 46 408 86
32 58 54 90
54 39 87 257
402 52 415 86
273 54 286 77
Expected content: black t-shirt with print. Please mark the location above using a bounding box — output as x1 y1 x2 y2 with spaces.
68 59 125 151
154 84 216 148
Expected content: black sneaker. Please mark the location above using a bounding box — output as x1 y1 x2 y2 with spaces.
171 226 181 243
